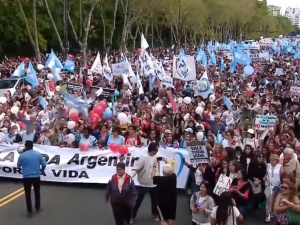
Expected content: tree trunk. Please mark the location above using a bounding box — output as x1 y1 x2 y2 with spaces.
16 0 41 62
44 0 64 53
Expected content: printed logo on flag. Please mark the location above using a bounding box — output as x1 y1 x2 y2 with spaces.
197 78 209 92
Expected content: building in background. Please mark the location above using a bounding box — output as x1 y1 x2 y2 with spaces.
268 5 281 16
285 7 300 28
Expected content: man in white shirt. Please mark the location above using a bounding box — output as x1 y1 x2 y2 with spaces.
131 142 159 223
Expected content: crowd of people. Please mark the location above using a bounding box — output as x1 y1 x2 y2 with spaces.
1 36 300 225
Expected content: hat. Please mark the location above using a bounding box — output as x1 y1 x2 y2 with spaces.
116 162 125 170
184 128 193 133
247 128 255 135
148 142 158 152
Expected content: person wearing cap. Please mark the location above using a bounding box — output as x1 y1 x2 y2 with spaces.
17 140 46 216
131 142 160 223
105 161 135 225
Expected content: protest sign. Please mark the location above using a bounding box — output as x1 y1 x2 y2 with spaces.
90 86 114 101
249 52 270 61
186 141 209 164
255 115 277 130
111 61 130 75
275 68 284 76
172 55 196 81
290 86 300 96
213 174 233 196
66 82 83 92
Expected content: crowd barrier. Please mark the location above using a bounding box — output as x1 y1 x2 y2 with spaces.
0 144 190 189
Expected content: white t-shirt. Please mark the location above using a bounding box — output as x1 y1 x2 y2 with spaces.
211 206 240 225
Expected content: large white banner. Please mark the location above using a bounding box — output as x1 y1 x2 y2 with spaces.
0 144 190 189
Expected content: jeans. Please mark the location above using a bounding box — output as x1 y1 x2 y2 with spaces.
23 177 41 213
132 186 158 219
237 205 247 217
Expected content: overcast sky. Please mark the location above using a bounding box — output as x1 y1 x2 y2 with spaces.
267 0 299 12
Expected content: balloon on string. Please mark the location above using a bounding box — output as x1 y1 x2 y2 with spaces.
94 106 104 116
136 48 142 56
11 106 19 115
67 121 76 129
37 64 44 70
244 65 254 76
103 108 112 119
69 108 78 116
183 97 192 104
118 145 128 154
70 113 79 122
195 106 204 115
86 79 92 86
79 142 89 151
98 100 107 109
47 73 54 80
89 110 97 118
196 132 204 141
109 143 118 152
0 96 7 104
155 103 163 112
209 94 216 102
247 89 254 96
91 114 100 125
66 133 75 144
114 90 120 97
55 86 61 92
118 112 129 124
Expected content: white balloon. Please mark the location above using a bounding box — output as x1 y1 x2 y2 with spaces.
195 106 204 115
69 108 78 116
66 133 75 144
67 121 76 130
108 103 112 108
183 97 192 104
196 132 204 141
47 73 54 80
209 95 216 102
55 86 61 92
11 106 19 115
155 103 163 113
17 146 25 154
24 93 31 102
0 96 7 104
37 64 44 70
117 112 129 124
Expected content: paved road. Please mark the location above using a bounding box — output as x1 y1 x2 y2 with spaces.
0 179 267 225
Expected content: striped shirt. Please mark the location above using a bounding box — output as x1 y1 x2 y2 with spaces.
79 135 97 147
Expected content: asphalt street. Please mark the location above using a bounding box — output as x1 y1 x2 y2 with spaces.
0 179 267 225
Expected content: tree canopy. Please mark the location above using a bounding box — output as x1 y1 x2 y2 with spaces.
0 0 296 60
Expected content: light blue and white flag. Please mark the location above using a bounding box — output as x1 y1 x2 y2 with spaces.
26 61 39 87
38 96 48 109
234 49 251 65
63 57 75 73
12 62 25 77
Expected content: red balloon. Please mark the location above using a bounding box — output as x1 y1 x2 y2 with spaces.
109 143 119 152
79 142 89 151
23 58 29 63
94 106 104 116
67 54 73 59
118 145 128 154
247 89 254 97
98 100 107 109
86 79 92 86
70 113 79 122
90 114 100 125
89 110 96 118
136 48 142 56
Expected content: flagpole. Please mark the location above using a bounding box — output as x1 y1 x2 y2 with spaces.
64 0 69 59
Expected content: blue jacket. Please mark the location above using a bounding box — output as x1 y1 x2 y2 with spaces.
17 149 46 178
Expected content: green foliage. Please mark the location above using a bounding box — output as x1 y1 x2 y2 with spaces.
0 0 297 57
